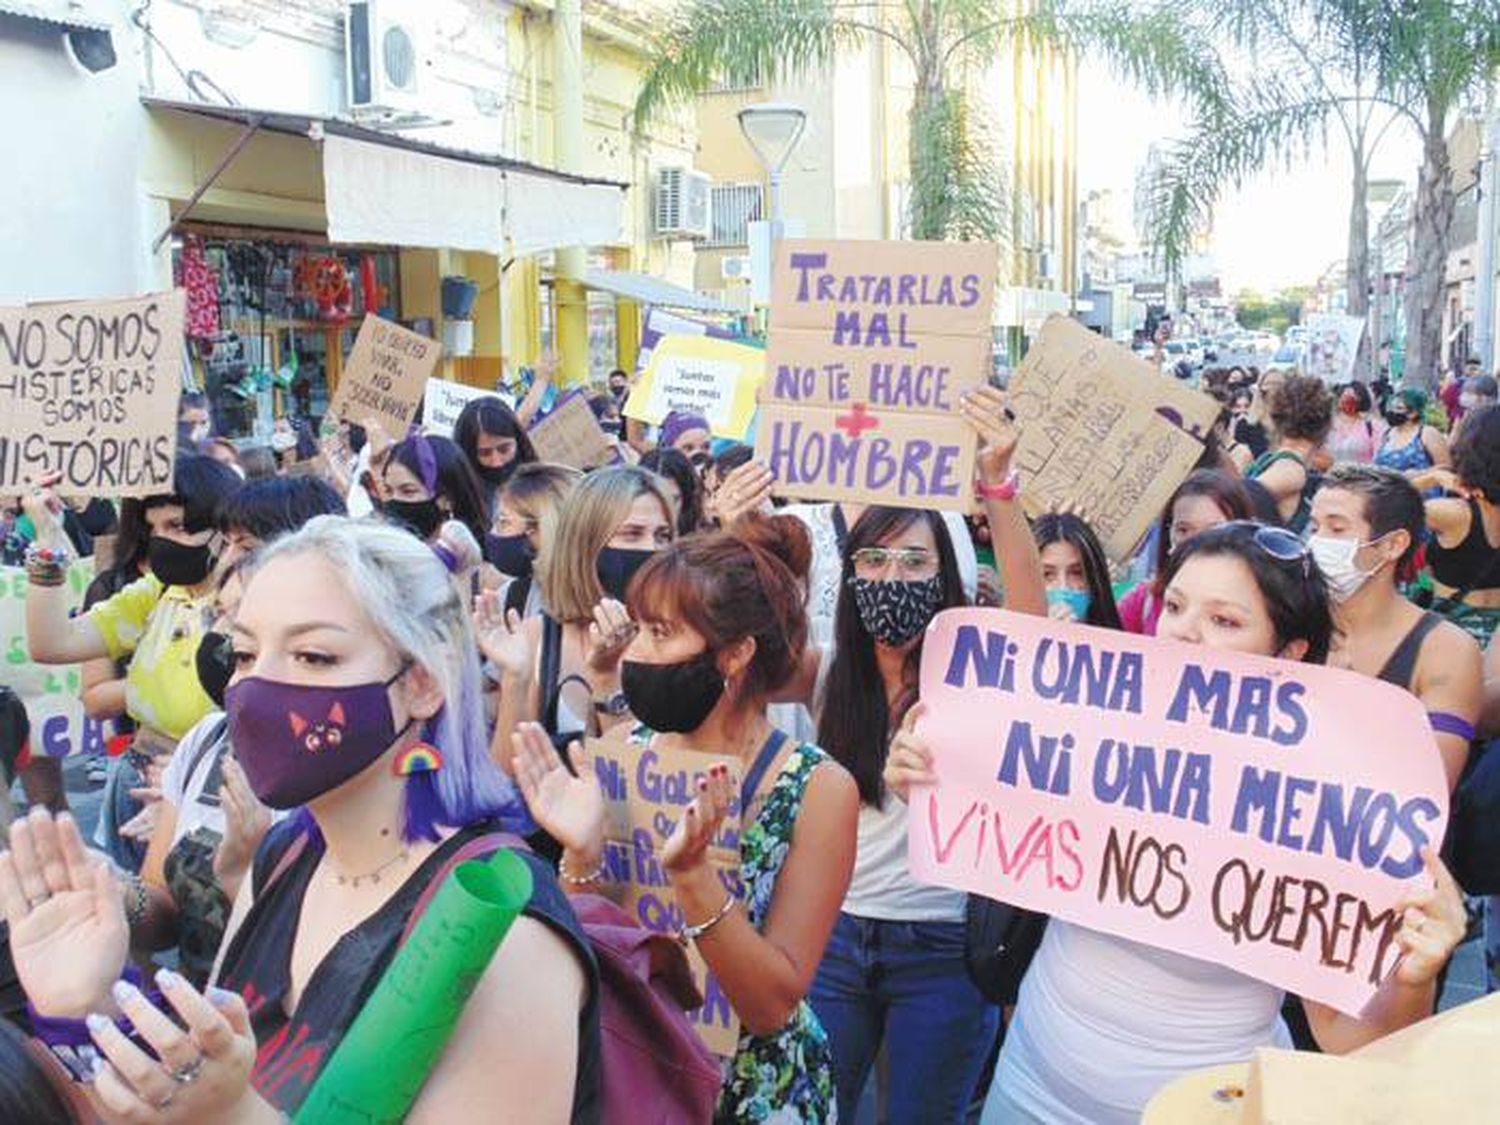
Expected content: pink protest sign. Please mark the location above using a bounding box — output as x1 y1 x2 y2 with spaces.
909 608 1449 1016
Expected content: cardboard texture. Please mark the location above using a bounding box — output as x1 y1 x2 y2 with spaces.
0 290 185 498
625 334 764 440
755 238 998 511
1145 996 1500 1123
910 608 1450 1017
590 728 743 1057
328 314 441 435
1008 315 1221 559
527 392 614 470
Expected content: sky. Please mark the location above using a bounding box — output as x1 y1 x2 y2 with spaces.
1075 61 1424 295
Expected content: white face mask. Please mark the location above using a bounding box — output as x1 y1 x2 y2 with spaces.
1307 535 1383 603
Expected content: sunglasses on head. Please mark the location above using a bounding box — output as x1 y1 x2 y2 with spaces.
1220 521 1310 576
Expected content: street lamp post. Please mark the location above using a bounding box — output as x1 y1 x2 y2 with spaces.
737 102 807 231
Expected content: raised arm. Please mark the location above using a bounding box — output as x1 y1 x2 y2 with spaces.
20 478 111 664
961 386 1046 616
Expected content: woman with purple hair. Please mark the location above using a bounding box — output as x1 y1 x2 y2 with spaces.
1 518 599 1121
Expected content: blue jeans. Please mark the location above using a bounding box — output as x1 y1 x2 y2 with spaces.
810 912 999 1124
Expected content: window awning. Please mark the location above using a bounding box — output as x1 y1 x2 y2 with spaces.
0 1 110 33
143 98 628 258
583 270 734 314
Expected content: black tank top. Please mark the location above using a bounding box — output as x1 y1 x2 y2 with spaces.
1376 612 1445 692
1428 498 1500 594
217 820 601 1119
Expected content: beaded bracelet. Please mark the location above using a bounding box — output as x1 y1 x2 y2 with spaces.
557 856 605 886
23 543 70 587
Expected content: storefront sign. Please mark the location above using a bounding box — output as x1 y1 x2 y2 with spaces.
328 315 440 436
754 239 998 512
1 561 108 757
527 391 613 470
1008 316 1220 559
909 608 1449 1017
625 335 764 441
0 291 184 498
421 379 509 438
591 730 743 1057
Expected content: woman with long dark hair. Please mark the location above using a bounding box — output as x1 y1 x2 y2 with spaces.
452 395 538 506
381 433 490 548
1032 512 1123 630
798 389 1047 1122
639 447 706 535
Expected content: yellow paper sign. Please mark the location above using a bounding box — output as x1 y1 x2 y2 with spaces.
625 334 765 441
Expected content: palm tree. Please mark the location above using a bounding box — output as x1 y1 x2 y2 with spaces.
632 0 1228 244
1142 0 1500 387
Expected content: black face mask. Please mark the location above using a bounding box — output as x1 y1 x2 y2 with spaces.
621 651 724 734
485 532 535 578
689 451 712 475
1383 410 1410 428
596 546 655 601
599 418 623 438
195 630 234 708
383 498 445 541
148 535 216 587
475 460 517 488
851 575 944 647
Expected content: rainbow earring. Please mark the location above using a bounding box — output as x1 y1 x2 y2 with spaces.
393 742 444 776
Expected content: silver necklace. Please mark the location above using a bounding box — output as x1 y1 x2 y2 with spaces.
330 847 410 888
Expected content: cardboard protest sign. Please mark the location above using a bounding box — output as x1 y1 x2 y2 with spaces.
1302 313 1365 384
421 378 509 437
625 334 764 441
590 731 743 1056
1 560 107 757
909 608 1449 1017
754 239 998 512
528 391 613 470
328 315 441 435
635 308 741 375
1008 315 1221 559
0 291 184 498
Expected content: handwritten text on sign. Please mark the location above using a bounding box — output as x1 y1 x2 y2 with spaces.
1 562 108 757
1008 316 1220 560
0 291 184 498
329 314 440 435
909 609 1449 1016
590 732 743 1056
754 240 997 511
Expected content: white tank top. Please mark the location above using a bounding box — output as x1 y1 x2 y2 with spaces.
984 921 1291 1124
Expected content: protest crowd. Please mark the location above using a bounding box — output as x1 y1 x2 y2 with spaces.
0 263 1498 1125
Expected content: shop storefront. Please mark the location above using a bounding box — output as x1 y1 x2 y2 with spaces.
172 225 404 440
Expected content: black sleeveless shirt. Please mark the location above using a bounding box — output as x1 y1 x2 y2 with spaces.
216 819 601 1120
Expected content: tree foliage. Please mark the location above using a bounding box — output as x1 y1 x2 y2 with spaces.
633 0 1228 243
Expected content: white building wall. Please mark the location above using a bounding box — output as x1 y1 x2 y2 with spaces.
0 0 150 303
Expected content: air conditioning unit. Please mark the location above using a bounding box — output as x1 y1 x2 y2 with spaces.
655 167 713 240
346 1 429 118
721 255 752 282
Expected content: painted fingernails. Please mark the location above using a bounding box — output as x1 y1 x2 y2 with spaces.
156 967 183 991
207 986 239 1007
86 1012 111 1034
110 980 138 1007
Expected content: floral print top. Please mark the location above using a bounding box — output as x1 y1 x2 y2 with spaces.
717 742 838 1124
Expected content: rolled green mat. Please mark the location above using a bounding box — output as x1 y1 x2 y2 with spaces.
295 848 534 1124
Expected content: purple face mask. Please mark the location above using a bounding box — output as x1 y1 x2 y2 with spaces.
225 667 411 809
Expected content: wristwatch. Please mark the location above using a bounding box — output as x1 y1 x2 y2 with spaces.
593 690 630 718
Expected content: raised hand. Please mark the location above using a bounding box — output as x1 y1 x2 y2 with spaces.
89 969 259 1124
585 598 637 677
0 809 128 1018
215 758 271 895
713 460 775 527
474 591 533 681
511 723 605 861
959 386 1020 485
18 470 68 550
1392 847 1467 988
883 703 935 803
663 763 735 878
